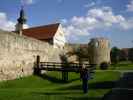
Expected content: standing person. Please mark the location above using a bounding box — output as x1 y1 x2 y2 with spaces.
80 64 89 93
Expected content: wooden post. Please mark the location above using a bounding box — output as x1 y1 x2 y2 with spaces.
62 63 68 82
36 55 40 68
34 55 41 75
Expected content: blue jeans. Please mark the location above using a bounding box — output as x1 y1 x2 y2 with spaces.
82 79 88 93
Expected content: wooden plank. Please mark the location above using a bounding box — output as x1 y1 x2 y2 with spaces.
40 63 95 67
38 66 95 72
40 62 94 66
39 68 79 72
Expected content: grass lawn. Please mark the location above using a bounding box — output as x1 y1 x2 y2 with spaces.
96 61 133 70
0 71 120 100
109 62 133 70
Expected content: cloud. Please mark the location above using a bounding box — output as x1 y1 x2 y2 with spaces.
23 24 29 29
0 12 15 31
60 19 67 24
119 18 133 29
127 0 133 12
0 12 29 31
84 0 102 8
87 7 125 27
21 0 33 5
63 6 133 42
84 2 96 8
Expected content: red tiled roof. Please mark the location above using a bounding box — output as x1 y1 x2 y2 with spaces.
22 23 60 40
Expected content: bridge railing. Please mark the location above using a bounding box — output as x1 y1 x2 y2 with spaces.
37 62 96 72
39 62 96 67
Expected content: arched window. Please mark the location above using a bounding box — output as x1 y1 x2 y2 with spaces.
95 41 99 47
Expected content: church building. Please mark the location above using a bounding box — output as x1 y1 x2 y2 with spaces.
15 7 66 49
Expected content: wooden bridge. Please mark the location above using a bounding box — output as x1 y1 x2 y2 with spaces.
34 56 96 73
34 56 96 81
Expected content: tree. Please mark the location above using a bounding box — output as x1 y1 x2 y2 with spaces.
128 48 133 62
74 45 89 63
60 53 69 82
119 49 128 61
110 47 120 64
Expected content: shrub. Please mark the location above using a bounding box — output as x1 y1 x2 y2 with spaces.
100 62 109 70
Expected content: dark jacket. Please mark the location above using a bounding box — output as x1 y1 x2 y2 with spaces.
80 68 89 80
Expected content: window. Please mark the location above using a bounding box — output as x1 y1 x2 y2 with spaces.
95 41 99 47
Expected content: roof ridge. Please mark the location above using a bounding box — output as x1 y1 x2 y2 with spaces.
23 23 60 30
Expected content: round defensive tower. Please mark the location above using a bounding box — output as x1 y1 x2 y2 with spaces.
88 38 110 65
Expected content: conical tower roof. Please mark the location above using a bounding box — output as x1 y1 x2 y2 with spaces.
17 6 27 24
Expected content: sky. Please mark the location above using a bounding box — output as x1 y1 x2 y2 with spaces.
0 0 133 48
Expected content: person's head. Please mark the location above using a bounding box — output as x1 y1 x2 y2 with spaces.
82 64 86 69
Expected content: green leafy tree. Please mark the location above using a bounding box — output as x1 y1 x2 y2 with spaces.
128 48 133 62
110 47 120 64
119 50 128 61
60 53 69 82
74 45 89 63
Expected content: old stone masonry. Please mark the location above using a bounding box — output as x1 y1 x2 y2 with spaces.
0 30 62 81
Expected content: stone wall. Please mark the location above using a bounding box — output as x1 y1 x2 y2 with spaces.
88 38 110 65
0 30 62 81
65 39 111 65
